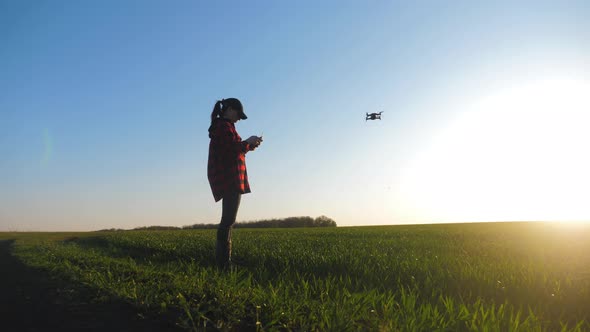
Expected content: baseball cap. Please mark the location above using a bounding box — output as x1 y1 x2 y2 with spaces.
223 98 247 120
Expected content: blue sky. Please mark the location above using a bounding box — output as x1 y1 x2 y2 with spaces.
1 1 589 231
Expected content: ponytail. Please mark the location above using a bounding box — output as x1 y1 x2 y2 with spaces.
210 99 224 126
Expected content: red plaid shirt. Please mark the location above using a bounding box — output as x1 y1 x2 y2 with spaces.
208 119 254 202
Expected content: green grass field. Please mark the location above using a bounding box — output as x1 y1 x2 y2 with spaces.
1 222 589 331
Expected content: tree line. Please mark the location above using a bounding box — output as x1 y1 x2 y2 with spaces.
97 216 336 232
185 215 337 229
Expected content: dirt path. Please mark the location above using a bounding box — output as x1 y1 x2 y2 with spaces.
0 239 181 331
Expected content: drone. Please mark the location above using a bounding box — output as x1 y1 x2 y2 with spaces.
365 111 383 121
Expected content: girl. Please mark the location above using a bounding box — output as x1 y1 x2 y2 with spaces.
207 98 262 269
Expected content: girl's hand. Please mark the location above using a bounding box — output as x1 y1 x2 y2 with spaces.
246 136 262 147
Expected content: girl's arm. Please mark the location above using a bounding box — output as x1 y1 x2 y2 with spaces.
215 121 251 154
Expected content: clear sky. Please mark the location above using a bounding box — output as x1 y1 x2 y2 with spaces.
1 1 589 231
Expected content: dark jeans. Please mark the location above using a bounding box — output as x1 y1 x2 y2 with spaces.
216 192 241 268
220 192 241 229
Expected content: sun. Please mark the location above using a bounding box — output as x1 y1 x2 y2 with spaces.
400 77 590 223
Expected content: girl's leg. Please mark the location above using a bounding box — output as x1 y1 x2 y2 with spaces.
216 193 241 269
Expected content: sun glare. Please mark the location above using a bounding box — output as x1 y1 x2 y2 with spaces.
400 77 590 223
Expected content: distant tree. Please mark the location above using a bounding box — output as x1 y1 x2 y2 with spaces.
95 228 125 232
314 215 337 227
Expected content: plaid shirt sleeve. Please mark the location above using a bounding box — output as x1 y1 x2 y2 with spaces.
215 121 252 154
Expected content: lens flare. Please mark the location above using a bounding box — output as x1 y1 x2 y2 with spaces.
399 77 590 223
